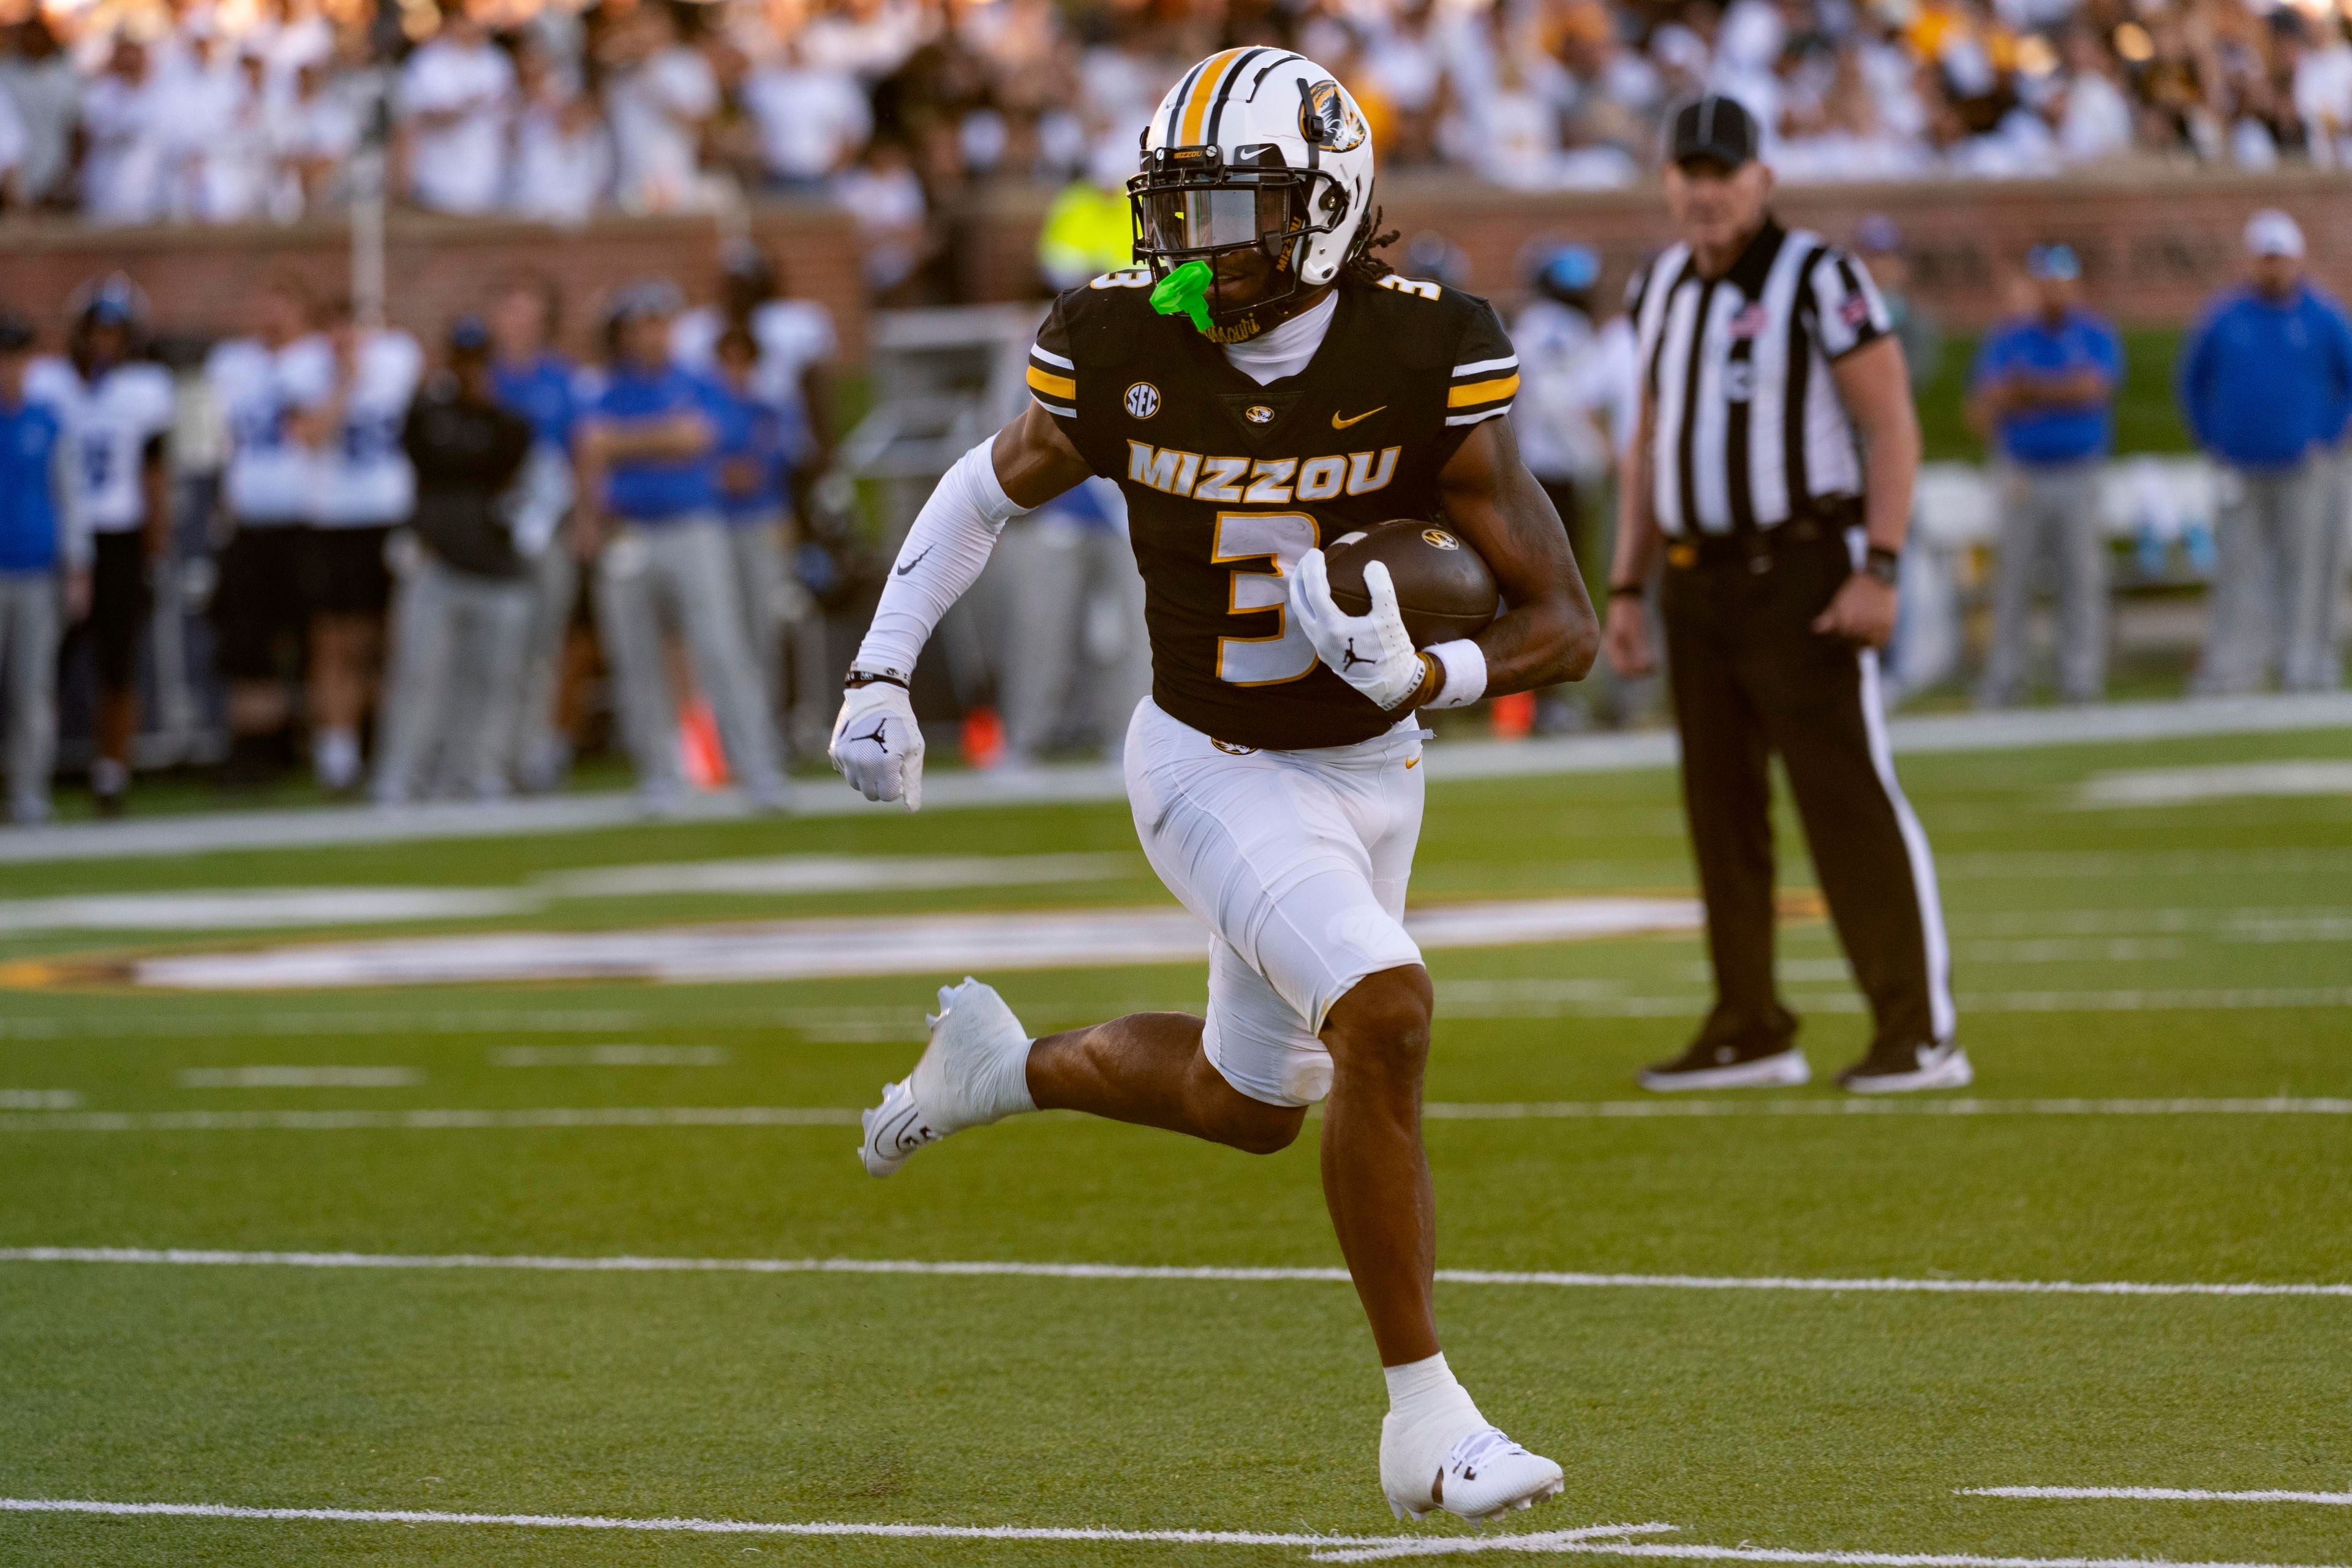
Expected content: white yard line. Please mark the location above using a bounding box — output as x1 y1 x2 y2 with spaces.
2075 760 2352 807
176 1066 420 1089
119 899 1703 991
6 1096 2349 1134
1420 1098 2352 1118
2 1246 2345 1299
7 1096 2350 1135
1439 987 2352 1018
0 1107 860 1131
1961 1488 2352 1506
0 1499 2340 1568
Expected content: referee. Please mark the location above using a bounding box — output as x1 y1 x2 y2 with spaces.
1603 96 1966 1095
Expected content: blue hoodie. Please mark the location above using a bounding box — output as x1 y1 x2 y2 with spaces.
0 393 69 574
2177 284 2352 469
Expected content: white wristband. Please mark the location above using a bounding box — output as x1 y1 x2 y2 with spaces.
1422 639 1488 709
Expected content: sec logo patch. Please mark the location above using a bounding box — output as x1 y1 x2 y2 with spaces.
1125 382 1161 420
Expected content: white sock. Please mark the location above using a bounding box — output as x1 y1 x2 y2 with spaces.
89 757 128 795
1383 1352 1484 1432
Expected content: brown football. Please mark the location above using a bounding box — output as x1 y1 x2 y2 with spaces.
1325 519 1499 647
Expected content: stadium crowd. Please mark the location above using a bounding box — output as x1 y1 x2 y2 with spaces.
4 0 2352 239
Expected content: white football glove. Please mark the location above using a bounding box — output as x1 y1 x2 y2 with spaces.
829 678 925 810
1289 549 1428 711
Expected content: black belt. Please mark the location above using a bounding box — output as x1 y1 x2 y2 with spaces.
1665 502 1863 574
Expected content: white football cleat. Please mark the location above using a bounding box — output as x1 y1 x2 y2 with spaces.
857 978 1036 1178
1382 1421 1566 1525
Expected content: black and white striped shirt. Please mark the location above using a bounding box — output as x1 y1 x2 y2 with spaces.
1630 219 1892 537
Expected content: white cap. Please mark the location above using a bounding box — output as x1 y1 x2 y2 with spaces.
2245 208 2305 260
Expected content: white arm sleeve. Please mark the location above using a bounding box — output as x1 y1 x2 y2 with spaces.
851 437 1034 679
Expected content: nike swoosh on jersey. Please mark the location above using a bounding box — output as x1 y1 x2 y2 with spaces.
1330 405 1387 430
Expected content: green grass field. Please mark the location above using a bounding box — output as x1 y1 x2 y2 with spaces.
4 723 2350 1566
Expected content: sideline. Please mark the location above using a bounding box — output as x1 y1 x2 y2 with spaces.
4 1246 2346 1298
1961 1488 2352 1506
0 1498 2342 1568
3 693 2346 866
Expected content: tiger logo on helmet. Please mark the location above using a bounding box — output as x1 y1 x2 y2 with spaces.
1129 51 1378 342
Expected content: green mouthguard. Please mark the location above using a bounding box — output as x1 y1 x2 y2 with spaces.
1150 260 1216 334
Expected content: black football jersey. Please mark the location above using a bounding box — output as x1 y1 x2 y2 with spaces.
1028 270 1519 752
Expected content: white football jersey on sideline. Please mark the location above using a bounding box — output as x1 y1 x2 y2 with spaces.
206 333 334 524
25 356 176 534
308 331 422 528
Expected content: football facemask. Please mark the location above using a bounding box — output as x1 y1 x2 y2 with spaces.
1129 149 1338 341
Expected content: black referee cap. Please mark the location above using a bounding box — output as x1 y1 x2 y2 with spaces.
1668 94 1760 170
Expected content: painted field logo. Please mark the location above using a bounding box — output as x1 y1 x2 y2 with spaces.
1125 382 1161 420
1422 527 1461 551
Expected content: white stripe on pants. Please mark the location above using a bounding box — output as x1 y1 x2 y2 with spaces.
0 571 60 824
374 554 535 804
593 516 785 801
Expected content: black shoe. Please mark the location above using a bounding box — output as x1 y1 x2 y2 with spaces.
1838 1039 1972 1094
1637 1038 1811 1091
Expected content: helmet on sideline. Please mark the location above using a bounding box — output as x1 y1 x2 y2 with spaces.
1130 50 1376 339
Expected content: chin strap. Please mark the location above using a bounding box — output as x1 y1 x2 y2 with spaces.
1150 260 1216 334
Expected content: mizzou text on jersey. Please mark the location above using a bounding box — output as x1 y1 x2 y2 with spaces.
1028 270 1517 751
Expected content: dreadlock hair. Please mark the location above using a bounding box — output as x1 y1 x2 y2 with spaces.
1338 208 1401 287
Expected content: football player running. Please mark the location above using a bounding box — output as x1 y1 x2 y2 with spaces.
831 51 1597 1525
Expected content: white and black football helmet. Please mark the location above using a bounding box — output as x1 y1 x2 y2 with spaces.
1129 50 1377 339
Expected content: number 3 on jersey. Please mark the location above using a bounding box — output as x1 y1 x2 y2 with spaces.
1212 511 1318 686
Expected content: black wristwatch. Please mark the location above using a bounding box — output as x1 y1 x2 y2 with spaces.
1861 546 1901 587
844 669 909 691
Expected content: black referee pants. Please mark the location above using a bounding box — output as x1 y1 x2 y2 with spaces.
1661 520 1953 1055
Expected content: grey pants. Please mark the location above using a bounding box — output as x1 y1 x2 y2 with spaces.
723 516 831 765
0 571 60 824
374 554 535 804
509 538 578 791
992 516 1151 762
593 515 785 804
1978 459 2108 706
2195 460 2342 695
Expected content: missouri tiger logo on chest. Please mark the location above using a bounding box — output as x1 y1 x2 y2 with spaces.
1125 441 1400 504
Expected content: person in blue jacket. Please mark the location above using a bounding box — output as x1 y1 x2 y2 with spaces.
708 325 807 732
1969 244 2122 706
575 279 787 813
2178 210 2352 693
0 309 86 825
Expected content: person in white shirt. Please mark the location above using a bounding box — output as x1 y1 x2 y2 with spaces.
741 37 869 189
2290 12 2352 168
290 303 422 792
205 275 334 786
272 57 360 219
27 277 176 813
80 37 171 225
171 41 274 222
0 16 81 209
507 37 611 224
601 1 717 213
831 138 929 296
2052 26 2136 164
396 4 514 215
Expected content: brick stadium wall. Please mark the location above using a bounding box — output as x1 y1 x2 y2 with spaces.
0 202 867 361
955 167 2352 332
1 169 2341 365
